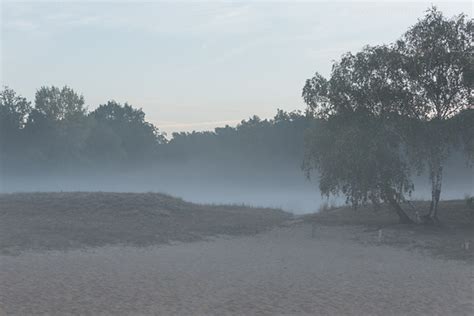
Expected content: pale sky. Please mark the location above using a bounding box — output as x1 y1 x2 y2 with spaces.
1 1 471 134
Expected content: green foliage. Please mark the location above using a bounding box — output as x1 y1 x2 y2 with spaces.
1 86 166 173
0 87 32 163
453 109 474 164
165 109 310 165
302 7 472 222
302 47 417 217
23 86 89 165
304 111 413 209
302 73 332 118
397 7 472 120
304 7 472 122
398 7 472 221
88 101 165 162
0 87 31 130
33 86 86 122
303 46 419 119
1 85 308 175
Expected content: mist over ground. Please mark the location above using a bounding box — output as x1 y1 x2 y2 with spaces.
1 5 473 315
1 84 472 214
2 153 472 214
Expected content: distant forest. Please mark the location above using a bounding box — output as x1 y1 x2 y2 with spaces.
0 86 310 175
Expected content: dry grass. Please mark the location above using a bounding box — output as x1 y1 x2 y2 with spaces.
0 192 292 254
305 200 474 262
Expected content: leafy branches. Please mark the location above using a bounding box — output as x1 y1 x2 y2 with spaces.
303 7 472 223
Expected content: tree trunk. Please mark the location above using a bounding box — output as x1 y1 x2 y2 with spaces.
424 162 443 224
384 189 413 224
388 198 414 224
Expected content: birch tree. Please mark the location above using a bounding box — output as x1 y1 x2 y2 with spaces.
397 7 472 223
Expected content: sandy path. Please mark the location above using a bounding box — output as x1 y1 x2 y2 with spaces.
1 224 472 315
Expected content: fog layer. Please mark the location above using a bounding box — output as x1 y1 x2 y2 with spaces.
2 154 472 214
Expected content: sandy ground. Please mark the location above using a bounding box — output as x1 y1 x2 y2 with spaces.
1 223 472 316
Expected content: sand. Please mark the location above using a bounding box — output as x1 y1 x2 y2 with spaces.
1 223 472 316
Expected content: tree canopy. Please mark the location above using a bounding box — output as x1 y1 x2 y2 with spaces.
302 7 473 223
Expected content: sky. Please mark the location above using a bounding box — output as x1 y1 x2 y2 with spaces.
1 1 472 134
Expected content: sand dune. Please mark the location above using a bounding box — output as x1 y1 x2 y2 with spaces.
1 223 472 315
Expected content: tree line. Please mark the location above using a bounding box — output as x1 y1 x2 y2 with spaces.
0 85 310 174
0 86 166 173
164 110 310 167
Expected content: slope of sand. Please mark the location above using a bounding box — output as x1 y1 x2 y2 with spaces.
1 223 472 316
